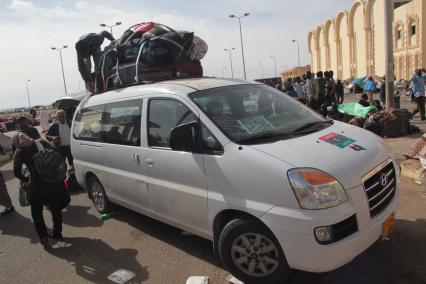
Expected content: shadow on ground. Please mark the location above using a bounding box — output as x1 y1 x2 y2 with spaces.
112 208 426 284
47 237 149 283
0 211 39 244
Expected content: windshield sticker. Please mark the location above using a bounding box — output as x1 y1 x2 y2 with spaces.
237 116 274 134
349 144 366 151
319 132 356 149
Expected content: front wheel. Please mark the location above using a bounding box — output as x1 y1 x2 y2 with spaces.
88 176 114 213
218 218 290 284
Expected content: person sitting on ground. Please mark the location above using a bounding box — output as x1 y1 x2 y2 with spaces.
373 99 383 111
75 31 115 93
358 93 371 107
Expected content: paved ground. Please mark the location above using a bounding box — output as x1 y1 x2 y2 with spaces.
0 94 425 284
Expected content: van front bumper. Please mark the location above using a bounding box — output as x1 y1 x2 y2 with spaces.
260 184 399 273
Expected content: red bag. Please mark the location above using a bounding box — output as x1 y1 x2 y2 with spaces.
118 22 156 45
175 61 203 78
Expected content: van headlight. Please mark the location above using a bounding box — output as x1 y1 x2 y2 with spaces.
288 168 347 209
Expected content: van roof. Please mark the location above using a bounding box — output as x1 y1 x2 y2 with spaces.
85 77 261 106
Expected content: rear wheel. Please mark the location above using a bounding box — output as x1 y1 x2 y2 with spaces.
218 218 290 284
88 176 114 213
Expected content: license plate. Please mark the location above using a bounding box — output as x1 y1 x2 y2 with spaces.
382 212 396 239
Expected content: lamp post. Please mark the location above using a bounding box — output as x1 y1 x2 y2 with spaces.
258 62 264 79
25 80 31 110
292 40 301 69
224 48 236 78
100 21 122 36
51 45 68 95
270 56 278 79
229 13 250 80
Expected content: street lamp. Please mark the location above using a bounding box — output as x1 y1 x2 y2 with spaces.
224 48 236 78
258 62 264 79
229 13 250 80
270 56 278 79
100 21 122 36
51 45 68 95
292 40 301 69
25 80 31 110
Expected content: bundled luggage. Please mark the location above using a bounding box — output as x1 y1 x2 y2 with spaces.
93 22 208 94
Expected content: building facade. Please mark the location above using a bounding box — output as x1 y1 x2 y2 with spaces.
307 0 426 80
280 65 311 81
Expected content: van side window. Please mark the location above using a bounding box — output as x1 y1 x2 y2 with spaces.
148 99 197 148
103 100 142 146
73 105 104 142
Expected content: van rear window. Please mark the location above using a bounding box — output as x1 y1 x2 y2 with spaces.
73 105 104 142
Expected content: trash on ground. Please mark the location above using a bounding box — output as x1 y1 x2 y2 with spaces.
227 275 245 284
108 269 136 284
185 276 209 284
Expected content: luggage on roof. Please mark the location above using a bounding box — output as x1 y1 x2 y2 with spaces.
92 22 207 94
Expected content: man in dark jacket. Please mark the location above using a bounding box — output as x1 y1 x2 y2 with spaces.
46 110 73 167
75 31 115 93
12 133 66 247
316 71 327 107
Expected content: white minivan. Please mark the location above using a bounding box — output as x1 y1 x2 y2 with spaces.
71 78 399 284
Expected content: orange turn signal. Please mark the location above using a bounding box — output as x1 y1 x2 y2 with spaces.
298 169 336 185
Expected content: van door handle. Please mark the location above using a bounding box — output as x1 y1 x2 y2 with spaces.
145 159 154 168
132 153 140 164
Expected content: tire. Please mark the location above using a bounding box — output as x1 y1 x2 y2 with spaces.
218 218 291 284
87 176 114 213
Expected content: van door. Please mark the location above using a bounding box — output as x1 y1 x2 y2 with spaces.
142 98 209 237
101 99 150 212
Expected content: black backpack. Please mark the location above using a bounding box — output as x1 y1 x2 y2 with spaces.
32 140 67 184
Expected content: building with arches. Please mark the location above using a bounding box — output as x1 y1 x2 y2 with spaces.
307 0 425 80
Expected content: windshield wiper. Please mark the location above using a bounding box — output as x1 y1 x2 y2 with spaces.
291 120 334 133
237 133 295 144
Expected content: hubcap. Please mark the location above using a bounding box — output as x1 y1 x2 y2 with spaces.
91 180 105 211
231 232 280 277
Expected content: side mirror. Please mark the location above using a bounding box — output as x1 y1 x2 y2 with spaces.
170 121 200 152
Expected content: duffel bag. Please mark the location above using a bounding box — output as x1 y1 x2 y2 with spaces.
113 62 174 87
175 60 203 78
118 22 156 45
383 111 411 138
150 31 194 63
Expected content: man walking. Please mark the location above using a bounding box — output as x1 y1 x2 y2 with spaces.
411 69 426 120
46 110 73 167
13 132 67 247
75 31 115 93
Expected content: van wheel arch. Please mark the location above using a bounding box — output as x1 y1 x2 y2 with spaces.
212 210 264 256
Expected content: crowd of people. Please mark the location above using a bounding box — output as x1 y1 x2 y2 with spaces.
0 110 74 248
278 68 426 121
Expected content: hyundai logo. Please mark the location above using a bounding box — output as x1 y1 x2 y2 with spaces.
380 173 388 187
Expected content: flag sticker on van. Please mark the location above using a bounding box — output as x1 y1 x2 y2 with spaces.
319 132 356 149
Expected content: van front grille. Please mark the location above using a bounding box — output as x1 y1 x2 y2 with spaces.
363 161 396 218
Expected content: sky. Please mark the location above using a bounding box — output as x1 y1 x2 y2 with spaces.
0 0 354 109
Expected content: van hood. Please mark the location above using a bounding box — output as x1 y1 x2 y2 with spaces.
250 121 393 190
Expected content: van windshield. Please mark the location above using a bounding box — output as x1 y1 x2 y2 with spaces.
189 84 332 144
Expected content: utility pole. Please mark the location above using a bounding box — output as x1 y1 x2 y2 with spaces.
224 48 236 78
229 13 250 80
384 0 395 108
